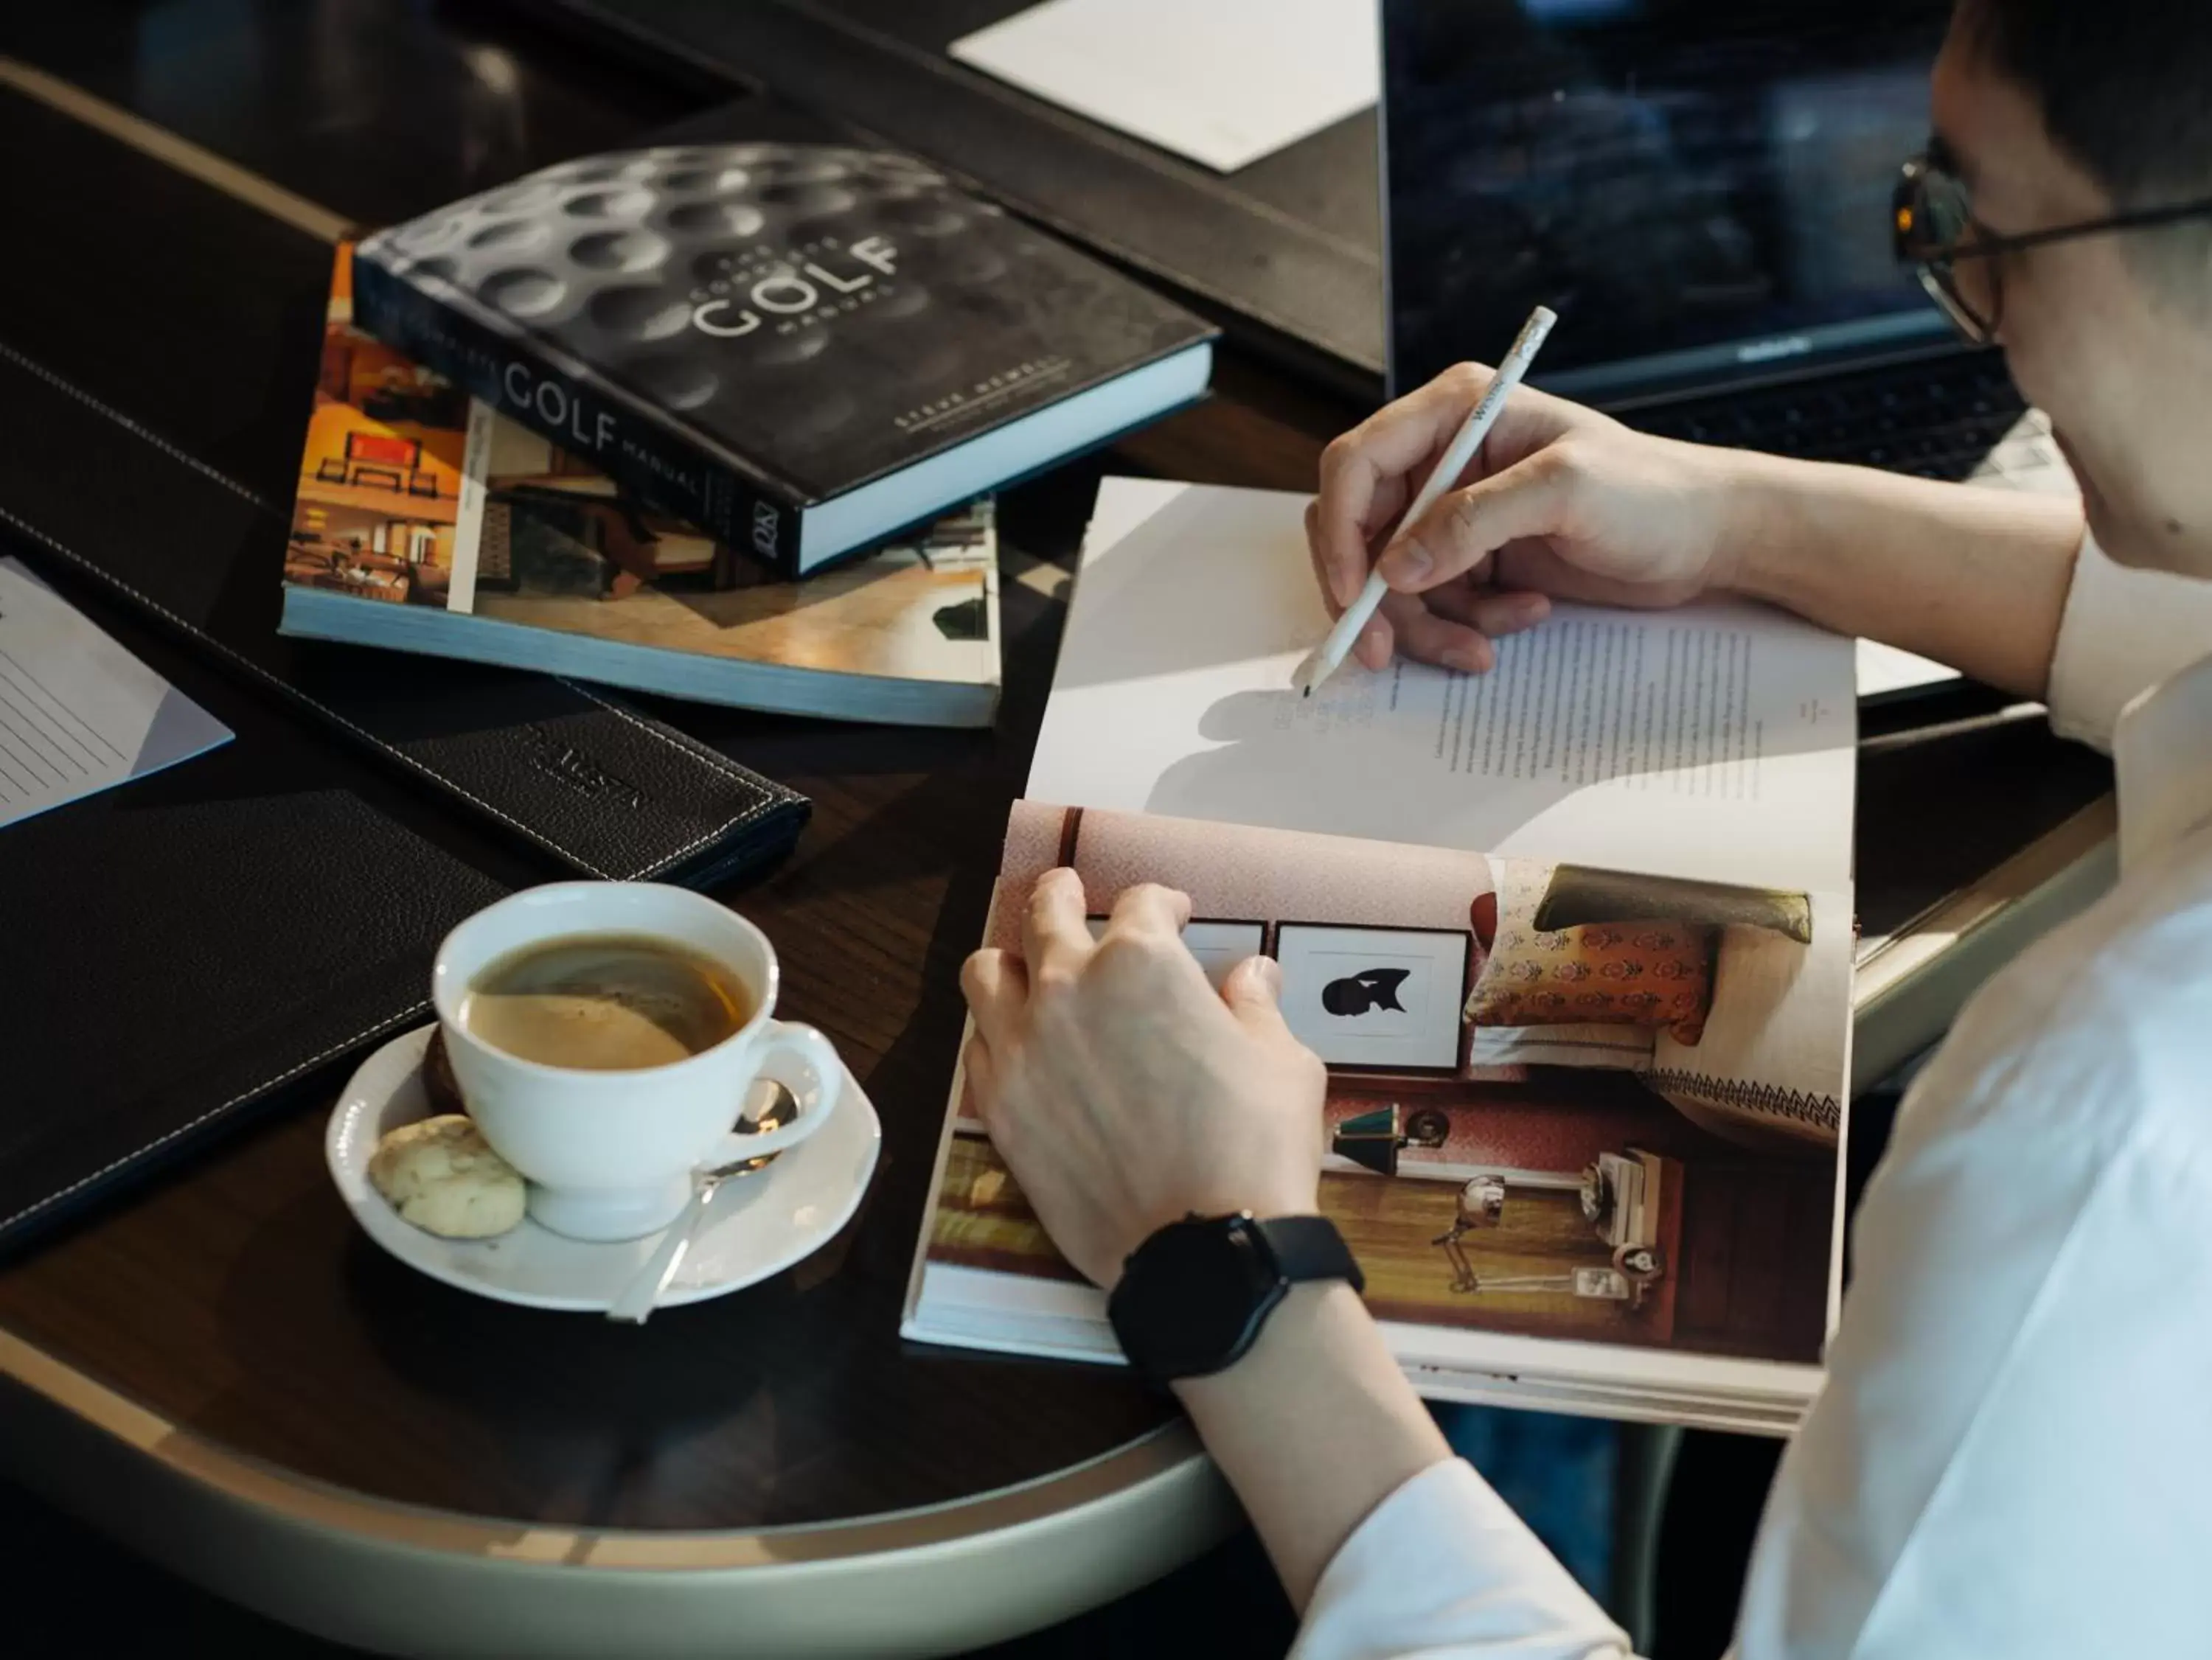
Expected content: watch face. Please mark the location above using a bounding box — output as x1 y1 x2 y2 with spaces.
1110 1216 1284 1381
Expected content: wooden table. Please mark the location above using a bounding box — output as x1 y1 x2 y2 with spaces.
0 4 2118 1655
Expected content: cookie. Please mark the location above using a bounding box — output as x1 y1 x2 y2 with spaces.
368 1114 525 1239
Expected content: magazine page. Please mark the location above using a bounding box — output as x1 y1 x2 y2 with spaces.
453 405 998 690
285 245 474 610
1027 478 1856 892
906 800 1849 1418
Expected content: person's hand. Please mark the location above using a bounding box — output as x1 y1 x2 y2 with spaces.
1308 363 1746 672
959 871 1327 1290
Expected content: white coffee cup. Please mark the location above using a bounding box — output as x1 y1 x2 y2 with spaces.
431 882 841 1242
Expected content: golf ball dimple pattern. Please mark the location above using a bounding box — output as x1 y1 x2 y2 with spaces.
570 229 669 273
587 285 692 341
878 195 967 237
628 355 720 411
757 183 858 218
871 283 932 321
481 268 565 318
479 184 559 217
662 167 751 195
361 142 1138 482
467 218 548 252
753 328 832 369
667 200 768 239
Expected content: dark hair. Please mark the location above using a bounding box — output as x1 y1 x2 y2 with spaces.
1961 1 2212 205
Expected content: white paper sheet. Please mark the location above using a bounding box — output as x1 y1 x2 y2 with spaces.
950 0 1380 173
1856 637 1961 701
0 557 231 829
1027 480 1857 891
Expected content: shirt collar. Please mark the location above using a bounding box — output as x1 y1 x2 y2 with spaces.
2114 647 2212 873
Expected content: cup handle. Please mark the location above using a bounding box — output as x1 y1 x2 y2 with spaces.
719 1020 843 1160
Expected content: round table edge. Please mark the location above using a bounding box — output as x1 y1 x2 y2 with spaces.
0 1325 1239 1656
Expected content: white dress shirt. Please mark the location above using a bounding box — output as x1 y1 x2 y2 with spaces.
1295 539 2212 1660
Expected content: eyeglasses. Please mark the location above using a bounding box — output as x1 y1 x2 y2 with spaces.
1893 142 2212 343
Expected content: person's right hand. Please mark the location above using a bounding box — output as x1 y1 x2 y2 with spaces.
959 872 1326 1293
1308 363 1747 673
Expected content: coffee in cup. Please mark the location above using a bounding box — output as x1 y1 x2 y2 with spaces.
431 882 842 1241
459 934 754 1071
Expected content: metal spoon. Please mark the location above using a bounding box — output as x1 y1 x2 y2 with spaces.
605 1081 796 1325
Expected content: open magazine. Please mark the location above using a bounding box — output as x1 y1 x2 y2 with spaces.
902 480 1859 1432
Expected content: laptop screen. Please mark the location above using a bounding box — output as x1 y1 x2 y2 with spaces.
1382 0 1958 402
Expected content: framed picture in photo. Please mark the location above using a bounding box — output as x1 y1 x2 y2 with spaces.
1275 924 1470 1070
1088 918 1266 990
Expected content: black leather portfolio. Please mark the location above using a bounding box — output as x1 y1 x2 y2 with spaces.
0 561 549 1249
0 86 810 890
0 80 808 1249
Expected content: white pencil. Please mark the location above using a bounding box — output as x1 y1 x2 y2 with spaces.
1292 304 1559 697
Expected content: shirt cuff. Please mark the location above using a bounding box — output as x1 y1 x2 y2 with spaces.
2046 536 2212 753
1293 1457 1635 1660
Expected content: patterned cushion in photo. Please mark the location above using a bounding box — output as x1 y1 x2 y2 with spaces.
1466 915 1717 1045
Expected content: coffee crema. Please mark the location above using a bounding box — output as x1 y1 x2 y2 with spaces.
458 933 751 1071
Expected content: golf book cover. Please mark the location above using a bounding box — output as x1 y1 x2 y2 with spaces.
352 139 1214 576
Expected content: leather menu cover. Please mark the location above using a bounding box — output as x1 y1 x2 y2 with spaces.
0 567 525 1250
0 83 808 889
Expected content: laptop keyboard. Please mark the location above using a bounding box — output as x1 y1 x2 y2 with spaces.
1623 352 2049 483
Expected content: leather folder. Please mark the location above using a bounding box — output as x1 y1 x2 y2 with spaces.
0 84 809 890
0 81 809 1249
0 562 532 1249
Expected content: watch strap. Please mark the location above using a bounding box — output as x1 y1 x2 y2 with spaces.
1254 1215 1366 1295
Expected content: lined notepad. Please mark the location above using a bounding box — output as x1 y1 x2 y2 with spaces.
0 557 230 829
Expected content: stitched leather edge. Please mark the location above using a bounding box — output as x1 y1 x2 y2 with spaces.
0 336 285 517
0 1002 431 1235
550 677 797 875
0 502 630 877
549 677 804 879
556 676 757 786
0 338 803 880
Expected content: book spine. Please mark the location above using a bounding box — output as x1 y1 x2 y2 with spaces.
350 251 804 576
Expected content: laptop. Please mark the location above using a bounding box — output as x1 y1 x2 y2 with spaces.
1378 0 2076 697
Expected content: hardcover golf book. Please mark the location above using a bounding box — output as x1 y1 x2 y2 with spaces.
282 247 1004 728
903 480 1863 1433
351 140 1215 576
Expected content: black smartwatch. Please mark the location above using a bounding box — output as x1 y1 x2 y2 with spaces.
1107 1213 1363 1385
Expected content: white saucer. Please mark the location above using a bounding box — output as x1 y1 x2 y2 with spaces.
325 1025 881 1314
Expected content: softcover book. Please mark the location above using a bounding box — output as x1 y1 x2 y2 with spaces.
282 246 1002 728
351 140 1214 576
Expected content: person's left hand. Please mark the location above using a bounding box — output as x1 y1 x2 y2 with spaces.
959 870 1328 1290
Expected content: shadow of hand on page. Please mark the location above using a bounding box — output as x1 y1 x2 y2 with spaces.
1143 684 1512 843
1051 489 1326 691
1148 604 1854 854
